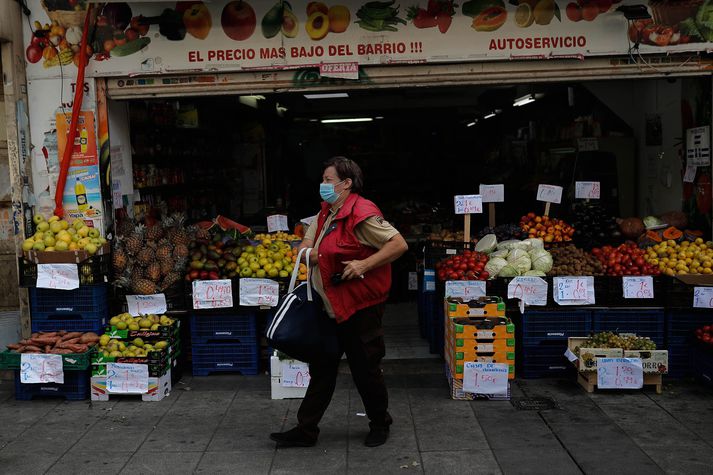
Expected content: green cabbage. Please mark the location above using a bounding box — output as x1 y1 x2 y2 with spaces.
484 257 508 278
491 249 509 259
523 238 544 250
498 264 520 278
524 270 546 277
507 249 532 274
529 249 553 273
475 234 498 254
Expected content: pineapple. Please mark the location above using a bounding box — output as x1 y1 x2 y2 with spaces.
112 245 128 275
167 213 191 247
146 262 162 282
132 278 158 295
145 224 165 242
116 219 135 238
124 224 145 256
156 239 173 263
173 243 189 259
136 247 156 266
161 271 182 291
195 226 211 241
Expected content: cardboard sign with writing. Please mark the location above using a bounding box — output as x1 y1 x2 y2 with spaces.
686 126 711 167
507 276 548 306
623 276 654 299
423 269 436 292
445 281 486 300
239 278 280 307
36 263 79 290
693 287 713 309
462 362 509 395
597 358 644 389
553 276 595 305
479 184 505 203
575 181 601 199
192 280 233 309
454 195 483 214
267 214 289 233
126 294 167 316
536 185 563 204
106 363 149 394
281 361 311 388
20 354 64 384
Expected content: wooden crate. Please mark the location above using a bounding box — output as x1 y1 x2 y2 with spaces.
577 370 662 394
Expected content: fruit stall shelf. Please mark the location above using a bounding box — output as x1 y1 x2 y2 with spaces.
0 346 96 371
190 311 257 344
14 369 90 401
18 254 110 288
191 341 259 376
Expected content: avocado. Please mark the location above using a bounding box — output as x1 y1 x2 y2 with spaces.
262 2 284 39
462 0 505 17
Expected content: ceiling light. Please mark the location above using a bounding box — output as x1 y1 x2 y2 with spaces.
484 113 497 119
513 94 536 107
375 116 384 120
467 121 477 127
304 93 350 99
321 117 373 124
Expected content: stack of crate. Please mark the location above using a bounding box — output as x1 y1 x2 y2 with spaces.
190 312 259 376
443 296 514 399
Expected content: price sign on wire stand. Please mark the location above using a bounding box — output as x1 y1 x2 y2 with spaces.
623 276 654 299
267 214 289 233
553 276 595 305
106 363 149 394
239 278 280 307
454 194 482 245
693 287 713 309
192 280 233 309
462 362 509 395
20 354 64 384
597 358 643 389
126 294 167 316
536 184 563 216
575 181 601 200
479 184 504 227
36 263 79 290
281 361 311 388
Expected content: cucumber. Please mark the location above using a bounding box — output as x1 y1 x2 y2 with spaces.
111 37 151 58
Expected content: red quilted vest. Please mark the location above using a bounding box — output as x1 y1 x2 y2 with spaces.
314 193 392 323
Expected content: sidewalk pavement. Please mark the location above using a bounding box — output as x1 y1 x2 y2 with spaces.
1 358 713 475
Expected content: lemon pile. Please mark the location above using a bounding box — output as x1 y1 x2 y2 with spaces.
645 239 713 276
253 232 301 241
98 334 169 358
108 313 174 331
23 214 106 254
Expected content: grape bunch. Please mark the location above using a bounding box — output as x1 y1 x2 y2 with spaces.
574 331 656 355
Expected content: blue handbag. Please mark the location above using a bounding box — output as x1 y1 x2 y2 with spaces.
265 248 339 363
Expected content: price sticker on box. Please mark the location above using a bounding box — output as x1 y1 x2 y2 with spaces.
462 362 509 395
281 361 311 388
479 184 504 203
508 276 548 306
267 214 289 233
553 276 595 305
693 287 713 309
192 280 233 309
36 263 79 290
445 281 486 300
454 195 483 214
575 181 601 200
536 184 563 204
623 276 654 299
20 354 64 384
239 278 280 307
126 294 167 316
597 358 643 389
106 363 149 394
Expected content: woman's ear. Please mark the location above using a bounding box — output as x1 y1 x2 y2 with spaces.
344 178 353 190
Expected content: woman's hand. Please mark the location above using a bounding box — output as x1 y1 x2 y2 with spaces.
341 260 368 280
309 248 318 266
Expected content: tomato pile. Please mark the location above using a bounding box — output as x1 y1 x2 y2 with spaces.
591 243 661 276
696 326 713 345
436 250 489 281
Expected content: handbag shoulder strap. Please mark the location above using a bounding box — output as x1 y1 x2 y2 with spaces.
288 247 313 301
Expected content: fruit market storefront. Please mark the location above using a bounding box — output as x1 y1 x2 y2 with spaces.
9 0 713 400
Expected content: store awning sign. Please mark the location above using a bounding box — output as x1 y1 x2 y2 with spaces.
20 354 64 384
575 182 600 200
479 184 505 203
454 195 482 215
320 62 359 80
597 358 643 390
686 126 711 167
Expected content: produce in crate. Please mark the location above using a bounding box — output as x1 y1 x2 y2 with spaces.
482 238 553 278
97 336 170 358
108 312 175 331
547 244 604 276
572 332 657 354
570 202 621 249
519 213 574 243
695 325 713 345
435 250 490 281
23 214 106 254
644 238 713 276
5 331 99 354
591 243 661 276
253 231 302 242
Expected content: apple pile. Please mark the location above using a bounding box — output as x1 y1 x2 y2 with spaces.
591 243 661 276
695 325 713 346
436 250 490 281
23 214 105 255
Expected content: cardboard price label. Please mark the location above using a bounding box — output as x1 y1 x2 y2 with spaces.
553 276 595 305
597 358 643 389
281 361 311 388
126 294 167 316
267 214 289 233
507 276 548 306
36 263 79 290
462 362 509 395
575 181 601 199
20 354 64 384
536 185 563 204
686 126 711 167
693 287 713 309
239 278 279 307
623 276 654 299
192 280 233 309
454 195 483 214
106 363 149 394
423 269 436 292
479 184 505 203
444 281 486 300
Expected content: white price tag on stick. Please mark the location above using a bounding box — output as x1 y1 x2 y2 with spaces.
623 276 654 299
267 214 289 233
126 294 167 316
20 354 64 384
479 184 504 203
462 362 509 395
454 195 483 214
106 363 149 394
693 287 713 309
575 181 601 199
36 263 79 290
597 358 643 389
508 277 548 306
445 281 486 300
553 276 595 305
536 185 563 204
192 280 233 309
239 278 280 307
281 361 311 388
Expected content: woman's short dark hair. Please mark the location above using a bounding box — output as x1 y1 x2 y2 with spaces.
324 157 364 193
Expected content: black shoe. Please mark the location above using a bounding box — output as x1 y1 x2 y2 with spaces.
270 427 317 447
364 426 389 447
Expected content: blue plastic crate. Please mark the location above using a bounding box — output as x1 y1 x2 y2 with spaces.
521 310 592 346
191 342 259 376
14 369 89 401
30 285 108 332
592 309 665 347
190 313 257 344
521 343 574 379
666 309 713 346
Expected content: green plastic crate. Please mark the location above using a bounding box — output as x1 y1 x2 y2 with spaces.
0 346 96 371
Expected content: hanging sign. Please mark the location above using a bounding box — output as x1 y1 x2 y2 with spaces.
239 278 280 307
454 195 483 215
508 276 548 306
683 164 698 183
462 362 509 395
281 361 311 388
597 358 643 389
106 363 149 394
693 287 713 309
686 126 711 167
575 181 601 199
622 276 654 299
479 184 505 203
20 354 64 384
36 263 79 290
423 269 436 292
192 279 233 309
536 185 563 204
445 281 486 300
553 276 595 305
126 294 167 316
267 214 289 233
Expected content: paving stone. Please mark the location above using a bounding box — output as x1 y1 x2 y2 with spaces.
121 451 203 474
493 445 581 475
420 449 501 475
194 450 274 474
347 449 422 474
1 427 88 454
0 450 62 474
271 447 346 474
473 412 556 450
139 418 220 452
72 417 161 452
207 423 279 452
46 450 133 475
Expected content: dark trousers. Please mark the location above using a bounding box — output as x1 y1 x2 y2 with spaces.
297 303 392 438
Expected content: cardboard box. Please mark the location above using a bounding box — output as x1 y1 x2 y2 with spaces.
567 337 669 373
90 368 171 402
448 349 515 363
445 363 510 401
447 358 515 381
446 316 514 339
623 350 669 374
675 275 713 286
450 338 516 352
23 243 111 264
445 296 506 318
271 377 307 399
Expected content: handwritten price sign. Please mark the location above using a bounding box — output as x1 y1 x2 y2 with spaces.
623 276 654 299
536 184 563 204
554 276 595 305
192 279 233 309
597 358 643 389
507 276 548 306
693 287 713 309
106 363 149 393
267 214 289 233
462 362 509 395
479 184 504 203
281 361 311 388
126 294 167 316
36 263 79 290
239 278 280 307
444 281 486 300
20 354 64 384
454 195 483 215
575 181 601 200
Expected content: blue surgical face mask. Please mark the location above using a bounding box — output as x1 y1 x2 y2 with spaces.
320 180 345 204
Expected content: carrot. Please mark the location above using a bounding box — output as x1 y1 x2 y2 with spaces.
64 343 88 353
30 337 59 347
61 332 83 341
22 345 42 352
79 332 99 344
